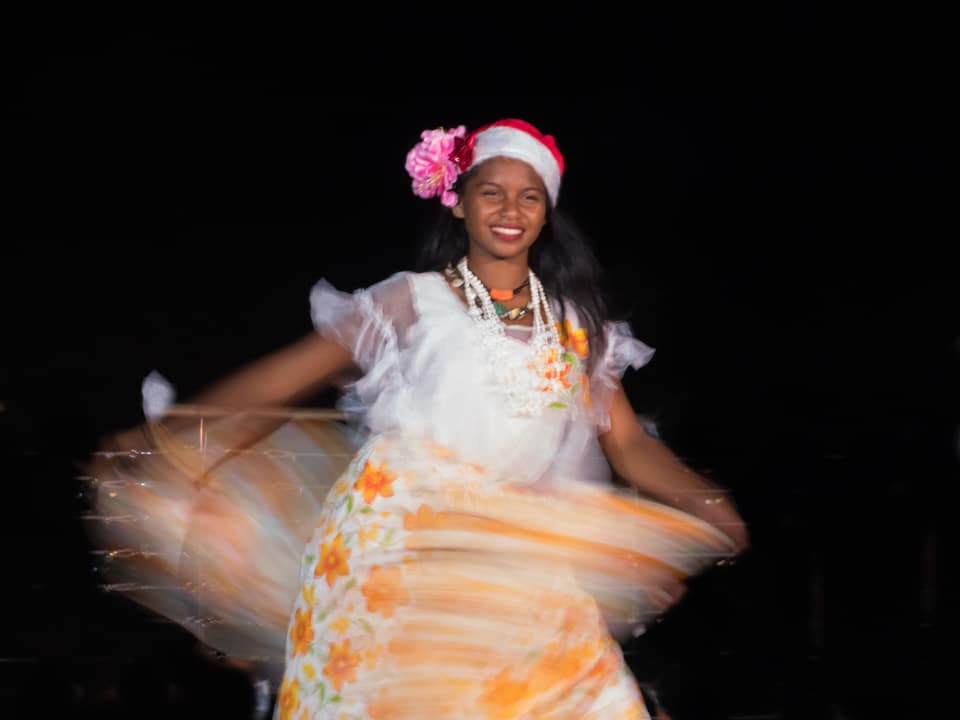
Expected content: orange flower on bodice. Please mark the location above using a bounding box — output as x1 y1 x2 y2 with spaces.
556 319 589 358
542 348 573 390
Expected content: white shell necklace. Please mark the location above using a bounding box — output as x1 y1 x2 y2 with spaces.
457 257 572 416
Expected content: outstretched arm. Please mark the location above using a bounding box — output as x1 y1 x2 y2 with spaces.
187 331 354 411
598 382 749 552
102 331 355 455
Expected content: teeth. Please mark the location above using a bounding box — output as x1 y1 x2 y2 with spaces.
492 227 522 236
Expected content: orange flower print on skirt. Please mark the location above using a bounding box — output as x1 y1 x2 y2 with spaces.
315 533 351 588
277 435 732 718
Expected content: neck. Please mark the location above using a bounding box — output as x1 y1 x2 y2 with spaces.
465 251 530 291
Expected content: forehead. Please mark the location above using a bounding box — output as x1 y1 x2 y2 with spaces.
470 156 545 190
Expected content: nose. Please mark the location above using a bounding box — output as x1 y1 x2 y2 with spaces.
499 194 521 218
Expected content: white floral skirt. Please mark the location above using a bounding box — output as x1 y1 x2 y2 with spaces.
88 419 735 720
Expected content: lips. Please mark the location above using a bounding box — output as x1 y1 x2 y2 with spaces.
490 225 523 241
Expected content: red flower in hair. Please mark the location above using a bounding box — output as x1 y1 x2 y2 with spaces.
449 133 476 172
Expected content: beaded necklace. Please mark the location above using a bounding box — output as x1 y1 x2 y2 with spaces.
452 257 573 415
444 265 533 320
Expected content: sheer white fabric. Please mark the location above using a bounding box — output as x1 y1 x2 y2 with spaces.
591 319 657 432
309 271 654 486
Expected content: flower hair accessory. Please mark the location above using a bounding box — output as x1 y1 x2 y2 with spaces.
404 126 467 208
405 118 565 207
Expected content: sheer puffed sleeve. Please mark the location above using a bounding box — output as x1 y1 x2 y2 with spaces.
309 272 417 418
589 321 655 432
309 272 415 371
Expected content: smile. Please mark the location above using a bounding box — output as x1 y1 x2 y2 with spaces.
491 226 523 239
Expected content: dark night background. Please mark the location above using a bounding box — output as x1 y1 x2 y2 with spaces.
2 10 956 720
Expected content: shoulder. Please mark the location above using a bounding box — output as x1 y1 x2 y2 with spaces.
368 270 440 294
368 271 451 331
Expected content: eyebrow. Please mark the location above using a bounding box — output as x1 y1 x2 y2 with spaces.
476 181 544 194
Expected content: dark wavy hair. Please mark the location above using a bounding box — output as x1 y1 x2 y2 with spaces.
414 168 611 369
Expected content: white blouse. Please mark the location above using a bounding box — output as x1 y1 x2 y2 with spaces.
310 271 654 487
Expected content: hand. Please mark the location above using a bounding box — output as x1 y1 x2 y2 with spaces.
85 425 150 486
97 423 153 455
690 492 750 555
644 481 750 560
660 575 689 608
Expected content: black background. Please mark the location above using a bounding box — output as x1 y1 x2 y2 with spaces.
2 10 956 719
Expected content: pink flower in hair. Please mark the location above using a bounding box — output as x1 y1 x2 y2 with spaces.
405 125 466 207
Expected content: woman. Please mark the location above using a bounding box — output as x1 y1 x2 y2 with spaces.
92 118 747 719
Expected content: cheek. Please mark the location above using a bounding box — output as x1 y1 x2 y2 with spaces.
524 205 546 223
528 222 546 244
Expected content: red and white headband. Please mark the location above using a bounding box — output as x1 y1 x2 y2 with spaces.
405 118 565 208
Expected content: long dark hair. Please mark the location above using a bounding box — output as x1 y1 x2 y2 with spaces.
414 170 611 369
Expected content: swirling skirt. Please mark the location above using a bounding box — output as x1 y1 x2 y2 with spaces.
87 417 735 719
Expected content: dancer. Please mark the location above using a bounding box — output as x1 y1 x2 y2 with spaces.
91 118 747 719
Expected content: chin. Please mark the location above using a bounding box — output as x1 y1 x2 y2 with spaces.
490 243 533 260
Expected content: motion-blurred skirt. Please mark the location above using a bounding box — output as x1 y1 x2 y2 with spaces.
86 416 735 719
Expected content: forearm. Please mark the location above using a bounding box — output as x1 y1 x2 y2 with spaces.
602 431 726 512
599 386 748 550
154 333 355 472
145 332 354 449
190 333 352 410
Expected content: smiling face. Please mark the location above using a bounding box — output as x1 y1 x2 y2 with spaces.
452 156 548 264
